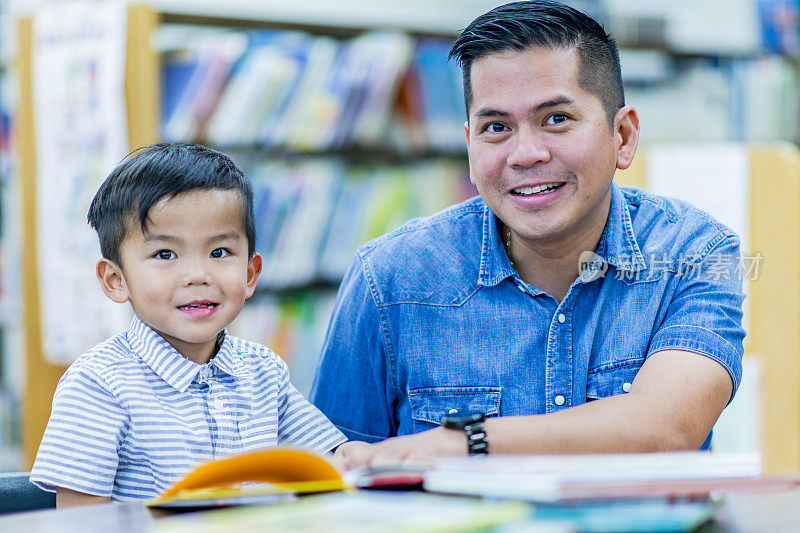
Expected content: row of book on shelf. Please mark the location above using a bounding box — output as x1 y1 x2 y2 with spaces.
160 27 466 153
242 157 473 290
157 22 800 154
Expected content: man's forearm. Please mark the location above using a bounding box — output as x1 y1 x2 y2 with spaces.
486 350 731 454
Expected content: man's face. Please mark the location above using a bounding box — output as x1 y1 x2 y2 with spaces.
466 46 633 249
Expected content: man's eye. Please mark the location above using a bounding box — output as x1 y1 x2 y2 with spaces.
487 122 508 133
546 113 568 126
210 248 231 259
155 250 175 260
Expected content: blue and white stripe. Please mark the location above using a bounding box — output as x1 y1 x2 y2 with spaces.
30 315 346 501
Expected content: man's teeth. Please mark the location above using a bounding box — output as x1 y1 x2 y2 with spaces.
513 183 561 195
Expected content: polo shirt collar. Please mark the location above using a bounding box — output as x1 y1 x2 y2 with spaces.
476 183 645 288
125 315 246 392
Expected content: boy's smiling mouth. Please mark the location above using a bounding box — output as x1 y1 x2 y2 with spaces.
178 300 219 317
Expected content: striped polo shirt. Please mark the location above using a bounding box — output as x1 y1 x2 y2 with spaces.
30 315 346 501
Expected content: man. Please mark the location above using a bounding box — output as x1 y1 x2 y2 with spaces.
311 0 745 467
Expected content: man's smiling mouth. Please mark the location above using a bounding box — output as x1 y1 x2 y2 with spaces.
512 183 565 195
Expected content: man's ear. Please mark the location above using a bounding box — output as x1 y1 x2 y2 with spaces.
96 258 130 304
614 105 640 171
245 253 263 299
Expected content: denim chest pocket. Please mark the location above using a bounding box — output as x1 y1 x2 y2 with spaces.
586 361 642 400
408 386 501 433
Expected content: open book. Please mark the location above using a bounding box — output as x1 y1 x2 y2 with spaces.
148 447 349 509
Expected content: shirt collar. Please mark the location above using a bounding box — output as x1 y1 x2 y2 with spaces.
125 315 246 392
598 183 646 272
477 201 516 287
476 183 645 288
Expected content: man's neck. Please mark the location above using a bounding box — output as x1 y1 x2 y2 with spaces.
507 211 609 302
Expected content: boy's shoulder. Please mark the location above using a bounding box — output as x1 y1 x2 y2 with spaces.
223 334 288 372
64 330 142 382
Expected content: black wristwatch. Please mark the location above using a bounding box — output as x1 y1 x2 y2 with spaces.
441 411 488 455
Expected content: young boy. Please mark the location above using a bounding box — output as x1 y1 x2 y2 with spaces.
30 143 348 506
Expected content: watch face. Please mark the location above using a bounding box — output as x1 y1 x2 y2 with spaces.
441 411 486 429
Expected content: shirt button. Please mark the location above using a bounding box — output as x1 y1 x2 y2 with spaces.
212 398 224 411
557 313 566 324
622 382 632 393
448 408 458 415
199 366 211 379
554 395 565 406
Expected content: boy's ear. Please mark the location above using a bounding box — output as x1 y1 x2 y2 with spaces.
245 253 263 299
96 258 130 304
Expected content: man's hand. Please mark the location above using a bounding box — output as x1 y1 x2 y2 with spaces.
334 427 466 469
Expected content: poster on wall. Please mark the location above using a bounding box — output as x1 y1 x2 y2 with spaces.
33 1 131 364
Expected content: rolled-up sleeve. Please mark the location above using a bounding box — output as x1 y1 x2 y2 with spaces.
648 234 746 400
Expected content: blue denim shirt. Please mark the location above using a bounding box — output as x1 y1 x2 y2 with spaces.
310 184 745 447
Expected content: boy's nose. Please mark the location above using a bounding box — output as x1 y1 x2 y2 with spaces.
183 259 212 285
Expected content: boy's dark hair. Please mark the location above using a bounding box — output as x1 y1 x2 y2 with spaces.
449 0 624 126
87 143 256 266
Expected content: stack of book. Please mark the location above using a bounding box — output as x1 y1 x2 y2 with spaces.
423 452 770 502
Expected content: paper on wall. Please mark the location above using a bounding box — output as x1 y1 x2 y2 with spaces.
33 1 131 364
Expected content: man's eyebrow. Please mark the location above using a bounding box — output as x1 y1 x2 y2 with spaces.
473 96 575 120
473 108 512 120
533 95 574 112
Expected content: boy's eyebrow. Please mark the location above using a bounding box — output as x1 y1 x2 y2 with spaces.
209 232 242 243
143 233 180 244
142 233 242 244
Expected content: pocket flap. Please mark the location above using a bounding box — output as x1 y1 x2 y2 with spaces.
408 386 501 425
586 361 641 400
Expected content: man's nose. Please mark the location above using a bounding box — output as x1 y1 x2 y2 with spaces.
507 127 551 169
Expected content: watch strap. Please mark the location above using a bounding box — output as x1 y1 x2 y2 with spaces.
465 420 488 455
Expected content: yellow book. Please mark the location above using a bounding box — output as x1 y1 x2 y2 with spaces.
149 447 349 510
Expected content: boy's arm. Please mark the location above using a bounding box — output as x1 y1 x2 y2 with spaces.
30 365 128 499
56 487 111 507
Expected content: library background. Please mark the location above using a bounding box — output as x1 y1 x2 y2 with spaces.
0 0 799 476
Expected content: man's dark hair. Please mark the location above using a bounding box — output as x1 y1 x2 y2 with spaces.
87 142 256 266
449 0 624 126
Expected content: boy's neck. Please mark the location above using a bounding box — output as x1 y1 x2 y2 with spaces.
158 330 223 365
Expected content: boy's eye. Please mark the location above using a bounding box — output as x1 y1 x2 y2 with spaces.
155 250 175 260
210 248 231 259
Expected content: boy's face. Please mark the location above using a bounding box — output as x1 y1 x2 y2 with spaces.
97 189 261 363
